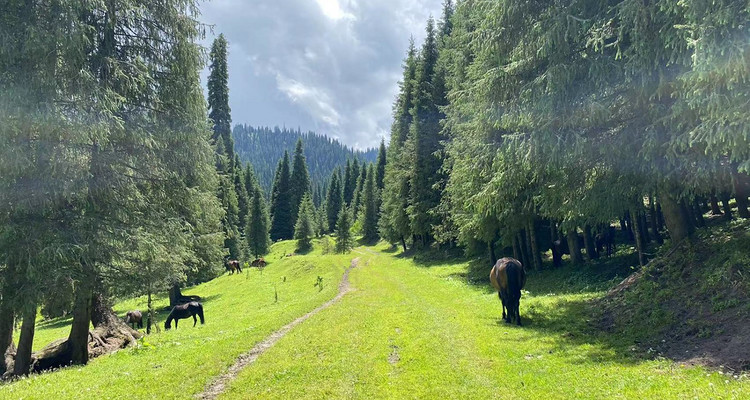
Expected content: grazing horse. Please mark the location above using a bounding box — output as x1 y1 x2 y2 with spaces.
251 258 266 268
124 310 143 329
164 301 205 330
595 225 616 258
489 257 527 326
225 259 242 274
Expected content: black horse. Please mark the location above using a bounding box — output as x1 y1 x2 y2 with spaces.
164 301 205 330
489 257 527 326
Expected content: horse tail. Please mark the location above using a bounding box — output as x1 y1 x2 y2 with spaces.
506 261 523 300
197 303 205 325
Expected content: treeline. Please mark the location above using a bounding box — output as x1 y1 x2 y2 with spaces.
0 1 229 377
265 138 387 254
233 125 378 194
379 0 750 266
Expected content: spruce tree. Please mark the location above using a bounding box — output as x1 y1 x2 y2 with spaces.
294 194 315 252
351 163 368 220
407 17 443 247
326 170 343 232
342 159 353 205
335 208 353 253
208 34 234 172
234 157 250 235
247 184 271 258
270 151 294 240
376 139 387 191
362 164 379 242
290 138 311 226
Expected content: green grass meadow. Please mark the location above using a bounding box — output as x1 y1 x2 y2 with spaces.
2 240 749 399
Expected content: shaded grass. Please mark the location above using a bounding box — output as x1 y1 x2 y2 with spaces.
2 239 361 399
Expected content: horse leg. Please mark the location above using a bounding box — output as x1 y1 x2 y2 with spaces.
498 292 507 321
515 298 522 326
193 314 197 327
175 319 178 329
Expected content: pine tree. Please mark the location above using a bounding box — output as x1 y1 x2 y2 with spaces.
326 170 343 232
247 184 271 259
381 39 418 251
351 163 368 220
208 34 234 172
335 208 353 253
234 157 250 235
342 159 353 205
290 138 311 226
376 139 387 191
362 164 379 242
294 194 315 252
407 17 444 247
270 151 294 240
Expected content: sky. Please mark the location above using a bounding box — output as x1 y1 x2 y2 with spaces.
199 0 444 150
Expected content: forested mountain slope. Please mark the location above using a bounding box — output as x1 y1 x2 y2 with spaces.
232 125 378 192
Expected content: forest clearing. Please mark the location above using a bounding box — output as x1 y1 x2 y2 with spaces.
3 0 750 398
2 226 750 399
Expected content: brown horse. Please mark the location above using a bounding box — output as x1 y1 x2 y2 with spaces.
164 302 204 330
251 258 266 268
225 259 242 274
490 257 527 326
124 310 143 329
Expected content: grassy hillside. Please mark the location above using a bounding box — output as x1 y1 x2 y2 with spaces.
598 219 750 370
3 234 749 399
2 240 361 399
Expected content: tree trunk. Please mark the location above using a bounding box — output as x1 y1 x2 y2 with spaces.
517 231 530 270
527 220 543 271
0 289 14 377
13 304 36 376
488 239 497 266
582 225 598 261
656 202 665 231
624 211 635 242
631 210 646 267
400 236 407 253
512 236 520 261
720 193 734 220
693 198 706 228
68 280 93 366
660 192 693 243
709 194 723 215
638 209 651 243
649 198 663 245
88 292 142 359
566 229 583 265
733 170 750 218
680 199 697 237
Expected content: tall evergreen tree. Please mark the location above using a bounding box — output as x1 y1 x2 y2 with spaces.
335 208 354 253
270 151 294 240
376 139 387 191
294 194 315 252
208 34 234 172
326 170 344 232
381 39 419 252
407 17 446 247
351 163 368 219
342 159 354 205
290 138 311 226
234 157 250 235
362 164 379 242
247 184 271 259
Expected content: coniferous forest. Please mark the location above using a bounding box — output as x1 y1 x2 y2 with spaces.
233 125 377 194
1 0 750 396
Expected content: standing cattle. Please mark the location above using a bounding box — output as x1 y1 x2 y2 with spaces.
489 257 527 326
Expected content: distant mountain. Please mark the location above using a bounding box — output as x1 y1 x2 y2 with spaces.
233 124 378 193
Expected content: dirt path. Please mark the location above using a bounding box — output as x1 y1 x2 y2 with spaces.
196 257 360 400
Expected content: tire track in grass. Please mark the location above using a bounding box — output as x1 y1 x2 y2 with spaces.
196 257 360 400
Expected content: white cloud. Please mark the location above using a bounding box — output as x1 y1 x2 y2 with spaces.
315 0 356 21
200 0 443 149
